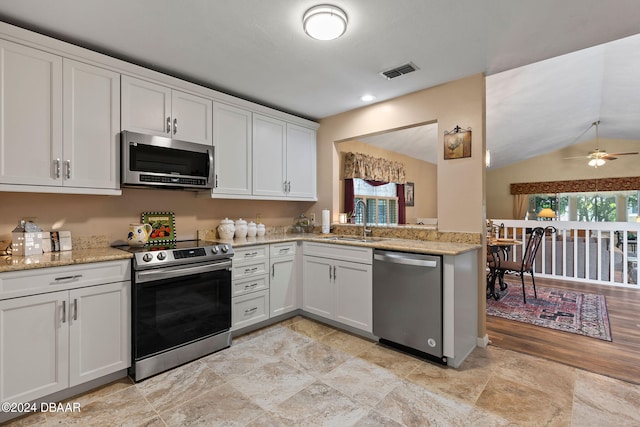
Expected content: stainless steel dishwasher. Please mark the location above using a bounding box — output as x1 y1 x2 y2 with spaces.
373 249 445 363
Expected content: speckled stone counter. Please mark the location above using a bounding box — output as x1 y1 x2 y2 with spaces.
0 247 132 273
201 232 480 256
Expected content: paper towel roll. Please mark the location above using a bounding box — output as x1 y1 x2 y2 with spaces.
322 209 330 234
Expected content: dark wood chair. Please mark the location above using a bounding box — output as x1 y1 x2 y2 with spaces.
492 226 555 304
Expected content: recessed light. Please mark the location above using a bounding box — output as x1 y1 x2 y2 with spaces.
361 94 376 102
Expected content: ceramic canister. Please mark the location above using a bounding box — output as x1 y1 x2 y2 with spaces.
247 221 257 237
217 218 235 240
256 223 266 237
234 218 248 239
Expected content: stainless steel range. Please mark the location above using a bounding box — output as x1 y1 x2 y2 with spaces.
124 240 234 382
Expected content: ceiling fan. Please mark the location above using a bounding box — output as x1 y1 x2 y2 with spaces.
563 121 639 167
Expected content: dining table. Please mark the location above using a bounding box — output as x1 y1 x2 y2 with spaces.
486 237 522 300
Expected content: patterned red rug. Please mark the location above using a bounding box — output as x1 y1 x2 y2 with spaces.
487 284 612 341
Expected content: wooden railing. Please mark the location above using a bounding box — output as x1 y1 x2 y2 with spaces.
490 219 639 287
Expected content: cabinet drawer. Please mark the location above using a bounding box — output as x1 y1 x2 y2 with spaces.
302 242 372 265
232 290 269 330
270 242 297 258
233 276 269 297
233 246 268 263
232 260 268 280
0 260 131 300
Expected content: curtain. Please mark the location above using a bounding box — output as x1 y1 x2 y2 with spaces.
344 178 355 218
510 176 640 194
396 183 406 224
513 194 529 219
343 152 406 183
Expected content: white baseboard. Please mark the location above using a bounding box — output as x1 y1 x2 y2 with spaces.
477 334 490 348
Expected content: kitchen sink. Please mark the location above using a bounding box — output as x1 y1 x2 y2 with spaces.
319 236 386 243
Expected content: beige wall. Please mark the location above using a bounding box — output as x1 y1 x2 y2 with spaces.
317 73 486 234
487 138 640 219
336 140 437 223
0 189 313 244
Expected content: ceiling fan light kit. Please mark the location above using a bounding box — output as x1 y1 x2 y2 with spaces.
563 120 639 167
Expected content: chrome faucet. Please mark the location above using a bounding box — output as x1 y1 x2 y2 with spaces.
354 199 371 241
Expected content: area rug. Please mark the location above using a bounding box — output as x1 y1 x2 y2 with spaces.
487 284 612 341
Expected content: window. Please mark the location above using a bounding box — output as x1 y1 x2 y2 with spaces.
353 179 398 225
528 190 639 222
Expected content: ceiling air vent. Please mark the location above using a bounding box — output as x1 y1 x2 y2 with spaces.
380 62 419 80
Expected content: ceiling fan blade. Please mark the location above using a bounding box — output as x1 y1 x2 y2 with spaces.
562 155 590 160
606 152 639 156
602 155 617 160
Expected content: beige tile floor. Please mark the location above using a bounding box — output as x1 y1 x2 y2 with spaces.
7 316 640 426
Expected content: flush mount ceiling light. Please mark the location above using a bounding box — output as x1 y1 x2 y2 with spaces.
303 4 348 40
360 94 376 102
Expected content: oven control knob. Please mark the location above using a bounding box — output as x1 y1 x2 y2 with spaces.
221 245 229 253
157 252 166 261
142 253 153 262
211 246 219 254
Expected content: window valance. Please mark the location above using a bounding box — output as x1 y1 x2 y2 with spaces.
510 176 640 195
343 152 406 184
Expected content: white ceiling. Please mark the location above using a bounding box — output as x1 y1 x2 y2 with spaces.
1 1 639 168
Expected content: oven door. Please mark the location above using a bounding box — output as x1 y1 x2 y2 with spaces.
133 260 231 361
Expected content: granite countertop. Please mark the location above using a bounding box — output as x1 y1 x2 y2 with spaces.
215 233 481 256
0 234 480 274
0 247 132 273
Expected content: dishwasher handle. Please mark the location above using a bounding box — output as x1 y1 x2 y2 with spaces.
374 252 438 268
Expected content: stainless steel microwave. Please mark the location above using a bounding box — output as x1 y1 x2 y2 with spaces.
121 131 214 190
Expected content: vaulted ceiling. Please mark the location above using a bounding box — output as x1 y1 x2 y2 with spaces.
1 1 639 168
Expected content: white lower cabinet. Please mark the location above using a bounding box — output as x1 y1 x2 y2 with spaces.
269 242 297 317
0 266 130 405
302 242 373 332
231 246 270 331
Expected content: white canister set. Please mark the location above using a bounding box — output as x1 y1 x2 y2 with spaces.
217 218 265 240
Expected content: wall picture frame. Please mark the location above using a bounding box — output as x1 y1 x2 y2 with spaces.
405 182 415 207
141 211 176 243
444 126 472 160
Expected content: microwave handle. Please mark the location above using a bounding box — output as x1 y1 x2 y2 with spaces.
208 146 215 187
166 117 171 134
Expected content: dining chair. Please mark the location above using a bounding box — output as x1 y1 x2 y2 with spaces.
494 226 555 304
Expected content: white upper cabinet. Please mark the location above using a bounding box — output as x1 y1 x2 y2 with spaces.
286 123 317 199
63 59 120 190
121 75 212 145
0 40 120 193
0 39 62 186
253 114 287 197
212 102 252 196
252 114 317 200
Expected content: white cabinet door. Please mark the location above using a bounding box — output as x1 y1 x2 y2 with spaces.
68 281 130 387
0 39 62 186
212 102 252 195
121 75 172 137
63 59 120 190
171 90 212 145
270 257 297 317
302 256 334 319
253 114 286 197
0 291 69 403
286 123 316 199
334 260 373 332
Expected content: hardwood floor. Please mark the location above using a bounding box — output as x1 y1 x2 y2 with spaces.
486 275 640 385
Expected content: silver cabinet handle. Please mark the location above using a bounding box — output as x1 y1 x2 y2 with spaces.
65 160 71 179
283 181 288 192
53 274 83 283
244 307 258 315
54 158 61 178
73 298 78 321
272 264 275 277
288 181 291 192
244 251 258 258
244 282 259 290
333 265 336 281
329 265 332 280
244 266 258 274
62 300 66 323
166 116 171 133
173 118 178 134
215 174 219 188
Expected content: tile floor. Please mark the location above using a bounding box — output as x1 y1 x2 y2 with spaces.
7 316 640 426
